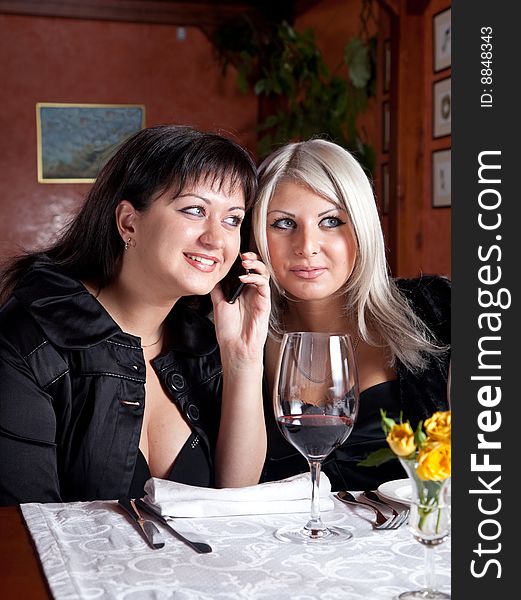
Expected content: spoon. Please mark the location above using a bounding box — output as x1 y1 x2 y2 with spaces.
335 491 389 526
362 490 399 517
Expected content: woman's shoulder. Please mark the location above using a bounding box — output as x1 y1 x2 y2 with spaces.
167 299 219 357
395 275 450 310
394 275 451 342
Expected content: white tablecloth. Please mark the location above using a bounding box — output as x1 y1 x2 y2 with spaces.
21 497 450 600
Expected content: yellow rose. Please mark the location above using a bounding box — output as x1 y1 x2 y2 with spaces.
386 423 416 457
424 411 451 443
416 441 451 481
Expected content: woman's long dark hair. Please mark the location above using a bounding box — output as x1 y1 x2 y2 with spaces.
1 125 257 303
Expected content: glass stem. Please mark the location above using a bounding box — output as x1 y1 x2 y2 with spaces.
306 460 325 532
424 544 437 592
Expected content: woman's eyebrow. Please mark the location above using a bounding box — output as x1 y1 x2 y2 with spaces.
176 192 211 204
176 193 245 212
267 207 343 217
318 207 343 217
267 209 295 217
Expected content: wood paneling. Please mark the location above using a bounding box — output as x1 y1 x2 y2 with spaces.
0 0 264 27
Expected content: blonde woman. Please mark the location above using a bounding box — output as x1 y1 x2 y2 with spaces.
252 138 450 491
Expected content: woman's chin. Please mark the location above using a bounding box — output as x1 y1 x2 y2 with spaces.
284 289 333 303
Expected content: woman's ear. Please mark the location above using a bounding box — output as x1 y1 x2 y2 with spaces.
115 200 137 242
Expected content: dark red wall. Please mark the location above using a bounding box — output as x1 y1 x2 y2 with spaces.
0 5 451 279
0 14 257 260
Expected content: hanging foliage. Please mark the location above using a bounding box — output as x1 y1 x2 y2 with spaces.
213 13 377 174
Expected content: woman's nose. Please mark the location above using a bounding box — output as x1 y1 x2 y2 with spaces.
199 218 226 249
294 228 320 257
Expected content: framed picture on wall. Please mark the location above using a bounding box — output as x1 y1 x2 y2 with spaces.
433 77 451 138
432 149 451 208
36 103 145 183
433 7 451 72
383 39 391 93
381 162 390 214
382 101 390 153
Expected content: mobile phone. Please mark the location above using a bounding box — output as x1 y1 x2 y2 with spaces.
221 254 249 303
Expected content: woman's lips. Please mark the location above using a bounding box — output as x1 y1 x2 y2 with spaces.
290 267 327 280
183 253 219 272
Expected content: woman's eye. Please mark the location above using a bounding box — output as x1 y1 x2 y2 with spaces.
223 215 243 227
271 218 296 230
320 216 346 228
180 206 205 217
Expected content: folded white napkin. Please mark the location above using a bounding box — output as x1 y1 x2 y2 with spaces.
143 472 334 518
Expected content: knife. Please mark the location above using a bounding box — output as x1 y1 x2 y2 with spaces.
118 497 165 549
362 490 399 516
134 498 212 554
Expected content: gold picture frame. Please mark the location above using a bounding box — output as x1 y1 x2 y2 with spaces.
36 102 145 183
432 149 451 208
433 77 451 139
433 8 451 73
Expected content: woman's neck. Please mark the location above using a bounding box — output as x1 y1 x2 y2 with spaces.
284 296 354 334
84 276 174 345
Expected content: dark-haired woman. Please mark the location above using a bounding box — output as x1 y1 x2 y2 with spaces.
0 125 270 505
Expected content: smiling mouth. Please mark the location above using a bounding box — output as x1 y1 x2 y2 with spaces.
184 253 219 272
185 253 217 266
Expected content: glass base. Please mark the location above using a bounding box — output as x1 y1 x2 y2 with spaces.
398 590 450 599
274 524 353 545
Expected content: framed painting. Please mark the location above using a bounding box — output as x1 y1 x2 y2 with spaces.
433 77 451 138
433 7 451 72
432 149 451 208
36 103 145 183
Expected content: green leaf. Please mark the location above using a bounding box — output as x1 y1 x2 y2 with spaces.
254 79 266 95
344 38 371 89
414 421 427 447
357 447 396 467
380 408 396 434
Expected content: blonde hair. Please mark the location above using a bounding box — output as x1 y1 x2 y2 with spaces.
252 138 445 371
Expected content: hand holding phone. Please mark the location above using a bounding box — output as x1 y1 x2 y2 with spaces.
221 254 250 303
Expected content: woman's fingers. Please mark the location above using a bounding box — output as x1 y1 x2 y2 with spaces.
239 252 270 293
240 252 269 276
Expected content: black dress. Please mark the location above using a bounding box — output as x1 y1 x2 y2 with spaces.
128 431 211 499
260 275 451 492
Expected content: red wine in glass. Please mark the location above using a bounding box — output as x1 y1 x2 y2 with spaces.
277 414 354 461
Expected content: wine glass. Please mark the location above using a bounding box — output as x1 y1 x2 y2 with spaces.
273 332 359 544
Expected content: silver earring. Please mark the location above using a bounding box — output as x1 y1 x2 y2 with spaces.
124 237 132 251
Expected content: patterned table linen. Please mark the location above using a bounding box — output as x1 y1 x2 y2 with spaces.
21 498 450 600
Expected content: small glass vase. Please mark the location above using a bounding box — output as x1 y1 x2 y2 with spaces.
398 458 451 600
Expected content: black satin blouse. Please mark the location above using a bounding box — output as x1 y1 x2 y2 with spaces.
128 432 211 499
0 257 222 505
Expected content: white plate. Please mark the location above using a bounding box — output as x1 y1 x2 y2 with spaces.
377 479 411 505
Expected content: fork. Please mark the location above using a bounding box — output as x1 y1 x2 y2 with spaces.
336 491 405 529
